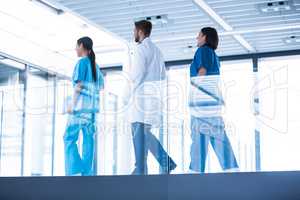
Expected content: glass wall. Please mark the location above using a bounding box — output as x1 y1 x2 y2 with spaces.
1 54 300 176
258 55 300 171
166 60 257 174
0 63 24 176
166 66 189 174
23 67 55 176
97 72 129 175
219 60 256 172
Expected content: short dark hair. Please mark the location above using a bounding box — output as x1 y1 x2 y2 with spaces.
134 20 152 37
201 27 219 50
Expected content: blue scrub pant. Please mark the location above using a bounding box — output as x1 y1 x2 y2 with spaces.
64 113 96 176
190 116 238 172
131 122 176 175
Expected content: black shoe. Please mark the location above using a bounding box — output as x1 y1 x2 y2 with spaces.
161 159 177 174
168 160 177 174
131 167 148 175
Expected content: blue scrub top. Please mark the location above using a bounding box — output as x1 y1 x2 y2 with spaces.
189 44 224 114
190 44 220 77
72 56 104 113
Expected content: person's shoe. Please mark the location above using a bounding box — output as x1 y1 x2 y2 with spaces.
160 159 177 174
168 160 177 174
131 167 148 175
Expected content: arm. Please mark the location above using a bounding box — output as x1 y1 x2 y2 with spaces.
198 67 207 76
195 47 212 77
68 59 86 113
68 82 82 113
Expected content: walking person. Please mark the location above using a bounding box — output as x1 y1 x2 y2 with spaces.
64 36 104 176
189 27 239 173
124 20 177 175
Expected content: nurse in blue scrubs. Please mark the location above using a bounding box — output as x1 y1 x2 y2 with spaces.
64 37 104 176
189 27 239 173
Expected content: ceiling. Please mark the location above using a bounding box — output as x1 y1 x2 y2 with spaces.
49 0 300 61
0 0 127 76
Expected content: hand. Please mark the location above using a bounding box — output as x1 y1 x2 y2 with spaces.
197 67 207 76
67 105 73 114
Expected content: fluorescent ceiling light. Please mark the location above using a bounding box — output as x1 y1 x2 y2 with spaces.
153 24 300 43
136 15 170 26
193 0 255 52
193 0 232 31
30 0 64 15
182 45 196 54
233 35 255 52
221 24 300 35
284 36 300 44
258 0 293 13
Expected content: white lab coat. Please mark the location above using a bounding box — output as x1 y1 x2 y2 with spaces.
124 37 166 127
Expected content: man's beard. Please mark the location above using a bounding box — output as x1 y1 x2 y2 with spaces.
135 35 140 43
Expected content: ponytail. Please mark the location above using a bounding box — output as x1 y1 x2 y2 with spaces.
77 36 97 82
88 49 97 82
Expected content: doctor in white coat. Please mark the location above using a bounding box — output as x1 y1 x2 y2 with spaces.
124 20 176 175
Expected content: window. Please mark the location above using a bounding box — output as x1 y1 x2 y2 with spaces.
97 72 133 175
24 68 55 176
258 55 300 171
0 63 24 176
2 54 300 176
166 66 190 173
220 60 256 172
